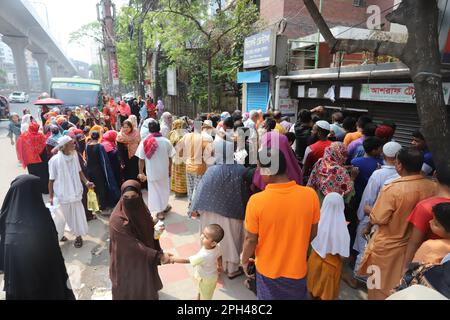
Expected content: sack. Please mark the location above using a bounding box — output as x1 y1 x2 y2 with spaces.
87 188 100 212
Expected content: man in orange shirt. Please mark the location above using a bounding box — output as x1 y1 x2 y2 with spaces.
242 147 320 300
343 116 372 146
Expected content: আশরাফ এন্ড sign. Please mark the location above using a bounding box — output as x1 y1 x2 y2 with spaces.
359 83 450 104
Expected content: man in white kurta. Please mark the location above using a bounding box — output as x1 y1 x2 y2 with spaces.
136 121 176 219
48 136 94 248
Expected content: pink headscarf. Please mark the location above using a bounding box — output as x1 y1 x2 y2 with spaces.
102 130 118 153
118 101 131 117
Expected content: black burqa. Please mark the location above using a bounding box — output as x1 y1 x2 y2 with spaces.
0 175 75 300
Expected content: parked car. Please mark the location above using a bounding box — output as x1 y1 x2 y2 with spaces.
0 95 10 119
8 91 29 103
122 91 135 100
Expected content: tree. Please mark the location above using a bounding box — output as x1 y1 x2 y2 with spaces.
303 0 449 170
69 22 108 85
150 0 260 112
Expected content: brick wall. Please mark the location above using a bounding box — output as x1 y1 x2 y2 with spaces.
261 0 396 39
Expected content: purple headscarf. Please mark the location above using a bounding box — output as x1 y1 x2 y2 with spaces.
156 100 164 112
252 131 303 190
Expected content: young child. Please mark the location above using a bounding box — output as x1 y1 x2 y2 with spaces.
7 113 21 146
307 192 350 300
413 202 450 264
170 224 224 300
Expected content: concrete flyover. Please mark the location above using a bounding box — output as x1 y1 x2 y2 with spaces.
0 0 78 92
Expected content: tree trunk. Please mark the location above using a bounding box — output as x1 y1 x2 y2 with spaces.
413 75 450 170
136 19 145 97
153 43 163 100
207 55 212 113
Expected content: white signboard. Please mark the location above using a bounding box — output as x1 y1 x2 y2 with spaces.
308 88 318 98
298 85 305 98
340 86 353 99
167 67 177 96
360 83 450 104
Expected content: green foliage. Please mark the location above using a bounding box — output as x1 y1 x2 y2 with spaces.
150 0 262 110
85 0 262 109
69 21 103 45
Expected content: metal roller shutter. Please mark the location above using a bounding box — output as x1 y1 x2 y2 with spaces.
369 103 420 147
247 82 269 112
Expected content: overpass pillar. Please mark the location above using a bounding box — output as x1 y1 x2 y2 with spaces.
48 60 58 78
57 66 65 77
2 36 30 92
32 53 49 92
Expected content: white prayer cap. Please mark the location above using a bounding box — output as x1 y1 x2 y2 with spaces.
383 141 402 158
249 110 258 118
57 136 73 149
316 120 330 131
386 285 447 300
202 120 213 128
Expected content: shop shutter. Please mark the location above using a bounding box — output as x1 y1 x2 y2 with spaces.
247 82 269 112
369 103 420 147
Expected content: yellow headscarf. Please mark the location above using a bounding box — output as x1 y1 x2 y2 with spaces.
168 119 187 146
87 125 105 142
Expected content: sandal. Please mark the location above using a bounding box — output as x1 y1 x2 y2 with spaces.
156 212 166 220
227 267 244 280
60 236 68 242
74 237 83 248
163 205 172 213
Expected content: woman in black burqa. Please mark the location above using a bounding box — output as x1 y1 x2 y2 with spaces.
0 174 75 300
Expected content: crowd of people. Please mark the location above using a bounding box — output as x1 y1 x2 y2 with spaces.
1 98 449 301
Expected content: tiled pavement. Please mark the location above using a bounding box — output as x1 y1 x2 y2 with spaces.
149 193 257 300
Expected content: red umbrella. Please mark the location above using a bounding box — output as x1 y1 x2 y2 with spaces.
33 98 64 105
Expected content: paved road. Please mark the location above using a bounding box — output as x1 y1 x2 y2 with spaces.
0 92 41 137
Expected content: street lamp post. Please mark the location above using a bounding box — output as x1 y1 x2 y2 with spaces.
31 1 51 31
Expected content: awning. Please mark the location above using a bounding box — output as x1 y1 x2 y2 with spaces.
237 70 269 83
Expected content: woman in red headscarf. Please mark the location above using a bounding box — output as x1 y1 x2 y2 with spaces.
146 97 157 119
118 101 131 127
15 122 50 194
103 98 119 130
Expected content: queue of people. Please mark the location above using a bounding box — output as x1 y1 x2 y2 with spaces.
1 100 449 301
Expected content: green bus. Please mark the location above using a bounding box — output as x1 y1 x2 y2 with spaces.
50 77 103 109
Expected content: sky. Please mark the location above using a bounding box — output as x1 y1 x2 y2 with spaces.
30 0 129 65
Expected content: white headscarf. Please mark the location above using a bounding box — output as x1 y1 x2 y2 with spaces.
160 112 172 138
20 114 32 133
311 192 350 259
140 118 158 140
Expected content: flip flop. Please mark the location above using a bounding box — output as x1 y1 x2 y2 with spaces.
74 237 83 248
60 236 68 242
163 205 172 213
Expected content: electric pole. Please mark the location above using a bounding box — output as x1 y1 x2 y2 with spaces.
97 0 120 97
